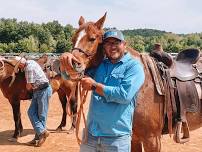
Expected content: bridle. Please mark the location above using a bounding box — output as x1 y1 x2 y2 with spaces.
71 47 97 59
68 45 101 81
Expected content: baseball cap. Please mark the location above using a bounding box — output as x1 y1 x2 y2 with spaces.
15 56 26 64
103 29 124 41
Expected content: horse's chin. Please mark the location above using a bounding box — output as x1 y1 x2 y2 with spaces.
69 72 84 80
68 62 86 80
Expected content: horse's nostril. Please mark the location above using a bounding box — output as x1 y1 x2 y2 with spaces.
77 63 82 67
72 60 81 67
72 62 83 73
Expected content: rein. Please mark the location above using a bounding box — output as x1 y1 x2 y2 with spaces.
62 76 88 145
75 82 89 145
0 60 17 87
0 60 5 75
8 59 22 87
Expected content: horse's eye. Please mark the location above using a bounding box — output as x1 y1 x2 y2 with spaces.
89 37 96 42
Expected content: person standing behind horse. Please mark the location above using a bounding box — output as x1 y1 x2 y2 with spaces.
79 29 145 152
16 57 52 147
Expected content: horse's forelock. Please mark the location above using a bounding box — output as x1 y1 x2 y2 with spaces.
72 22 91 46
73 21 104 48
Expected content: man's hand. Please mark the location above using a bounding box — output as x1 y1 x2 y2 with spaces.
60 52 80 72
81 77 96 90
81 77 105 96
26 83 33 91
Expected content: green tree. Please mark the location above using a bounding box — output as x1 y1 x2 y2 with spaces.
55 39 72 53
17 36 39 52
0 43 7 53
43 21 65 40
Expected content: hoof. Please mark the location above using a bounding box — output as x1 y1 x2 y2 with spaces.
8 137 18 142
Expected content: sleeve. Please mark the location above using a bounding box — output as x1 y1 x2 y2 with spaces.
25 66 35 84
103 61 145 104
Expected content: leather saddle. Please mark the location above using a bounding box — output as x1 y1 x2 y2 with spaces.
149 48 202 143
170 48 200 81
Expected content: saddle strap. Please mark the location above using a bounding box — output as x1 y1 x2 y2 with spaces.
163 69 177 135
165 70 177 115
146 55 165 95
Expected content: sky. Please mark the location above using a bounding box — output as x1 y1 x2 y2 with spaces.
0 0 202 34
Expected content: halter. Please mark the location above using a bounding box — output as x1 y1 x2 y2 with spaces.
71 47 96 59
67 47 97 81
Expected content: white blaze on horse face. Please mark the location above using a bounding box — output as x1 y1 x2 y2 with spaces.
75 30 86 48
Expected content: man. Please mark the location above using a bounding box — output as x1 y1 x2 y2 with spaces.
79 29 145 152
150 43 173 67
16 56 52 147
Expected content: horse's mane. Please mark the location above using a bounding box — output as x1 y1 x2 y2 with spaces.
126 46 141 57
2 59 16 67
88 43 104 68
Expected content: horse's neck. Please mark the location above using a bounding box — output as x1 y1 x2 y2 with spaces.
88 44 104 68
3 59 17 67
126 46 141 58
0 61 16 80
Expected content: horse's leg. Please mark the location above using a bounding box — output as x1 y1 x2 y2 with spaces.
142 136 161 152
67 92 77 134
131 135 143 152
56 89 67 132
8 99 23 142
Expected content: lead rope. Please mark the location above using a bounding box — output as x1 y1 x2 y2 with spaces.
75 82 89 145
0 60 5 75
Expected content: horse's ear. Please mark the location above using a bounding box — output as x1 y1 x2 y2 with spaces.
79 16 85 26
95 12 107 30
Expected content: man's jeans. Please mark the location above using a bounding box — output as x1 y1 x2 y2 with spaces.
80 132 131 152
28 85 52 136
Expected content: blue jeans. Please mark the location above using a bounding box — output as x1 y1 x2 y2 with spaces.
80 132 131 152
28 85 52 136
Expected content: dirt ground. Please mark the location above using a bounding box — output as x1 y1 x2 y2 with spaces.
0 91 202 152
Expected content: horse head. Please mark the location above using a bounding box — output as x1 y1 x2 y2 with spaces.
60 13 106 80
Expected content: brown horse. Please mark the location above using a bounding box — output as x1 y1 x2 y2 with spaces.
31 54 78 133
44 57 78 133
0 56 77 141
60 14 202 152
0 59 32 141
